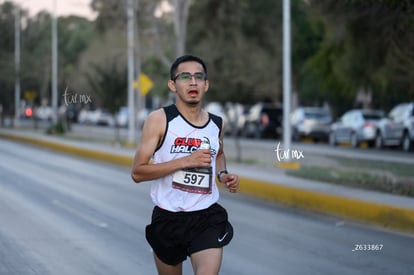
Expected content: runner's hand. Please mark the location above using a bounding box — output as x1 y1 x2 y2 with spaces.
220 173 239 193
182 149 211 168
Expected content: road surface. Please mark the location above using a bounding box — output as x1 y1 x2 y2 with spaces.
0 139 413 275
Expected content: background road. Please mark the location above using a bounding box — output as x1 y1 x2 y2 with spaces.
63 123 414 165
1 138 413 275
16 121 414 166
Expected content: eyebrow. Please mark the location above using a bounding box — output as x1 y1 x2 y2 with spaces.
176 71 204 74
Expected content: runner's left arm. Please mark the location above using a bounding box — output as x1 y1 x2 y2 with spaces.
215 120 239 193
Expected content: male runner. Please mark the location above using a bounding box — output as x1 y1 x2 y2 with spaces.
131 54 239 275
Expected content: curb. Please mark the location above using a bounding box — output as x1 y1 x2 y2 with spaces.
1 131 414 235
0 132 132 167
239 177 414 234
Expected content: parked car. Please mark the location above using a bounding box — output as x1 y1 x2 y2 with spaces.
329 109 385 148
224 102 248 136
78 107 99 124
204 102 228 128
242 103 283 139
375 102 414 152
114 106 150 128
35 105 55 121
78 108 114 126
290 107 332 142
115 106 129 127
96 109 115 126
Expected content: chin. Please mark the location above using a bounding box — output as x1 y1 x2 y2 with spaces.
186 99 200 105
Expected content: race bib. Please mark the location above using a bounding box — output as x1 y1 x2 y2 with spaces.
172 167 212 194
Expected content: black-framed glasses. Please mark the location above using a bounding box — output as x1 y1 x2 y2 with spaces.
173 72 207 82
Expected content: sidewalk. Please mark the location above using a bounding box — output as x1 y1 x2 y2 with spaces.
1 127 414 235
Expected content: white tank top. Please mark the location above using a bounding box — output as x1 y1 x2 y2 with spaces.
150 104 222 212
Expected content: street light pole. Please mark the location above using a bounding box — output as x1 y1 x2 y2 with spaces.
134 0 144 136
14 6 21 127
173 0 190 57
280 0 298 168
127 0 136 145
51 0 58 122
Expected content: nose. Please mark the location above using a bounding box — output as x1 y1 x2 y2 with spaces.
190 76 197 84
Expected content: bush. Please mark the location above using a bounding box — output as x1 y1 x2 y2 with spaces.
46 121 66 135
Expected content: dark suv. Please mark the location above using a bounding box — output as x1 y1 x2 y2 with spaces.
242 103 283 139
375 102 414 152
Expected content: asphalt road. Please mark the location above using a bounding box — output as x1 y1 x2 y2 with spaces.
1 138 413 275
63 123 414 165
15 121 414 166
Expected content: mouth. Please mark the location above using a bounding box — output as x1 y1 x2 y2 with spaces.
188 89 199 97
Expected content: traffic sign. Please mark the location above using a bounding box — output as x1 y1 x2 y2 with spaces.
24 90 37 101
133 73 154 96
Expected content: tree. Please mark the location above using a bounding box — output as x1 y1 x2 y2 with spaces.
74 29 127 107
5 0 413 122
0 1 27 119
85 59 127 142
187 0 284 104
86 61 127 114
304 0 414 113
20 13 95 107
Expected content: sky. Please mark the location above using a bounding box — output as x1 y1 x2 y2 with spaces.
9 0 97 19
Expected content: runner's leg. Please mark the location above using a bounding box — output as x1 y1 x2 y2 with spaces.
153 253 183 275
190 248 223 275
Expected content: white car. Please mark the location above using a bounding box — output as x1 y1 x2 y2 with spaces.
116 106 129 127
115 106 150 128
205 102 229 131
35 106 55 121
78 108 114 126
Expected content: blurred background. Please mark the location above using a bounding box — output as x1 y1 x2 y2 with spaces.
0 0 413 139
1 2 414 274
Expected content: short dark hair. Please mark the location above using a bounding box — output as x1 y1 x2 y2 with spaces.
170 54 208 80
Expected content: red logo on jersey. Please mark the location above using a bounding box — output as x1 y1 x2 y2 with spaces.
170 137 202 153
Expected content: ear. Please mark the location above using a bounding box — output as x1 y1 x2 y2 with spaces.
167 80 177 93
204 80 209 92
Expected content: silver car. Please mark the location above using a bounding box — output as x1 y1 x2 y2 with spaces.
375 102 414 152
290 107 332 142
329 109 385 148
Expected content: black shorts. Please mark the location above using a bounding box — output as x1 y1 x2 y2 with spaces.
145 203 234 266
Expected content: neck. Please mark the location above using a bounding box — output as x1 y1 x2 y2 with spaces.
175 102 206 125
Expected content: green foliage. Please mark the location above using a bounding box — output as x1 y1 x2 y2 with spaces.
305 0 414 112
288 154 414 197
0 1 20 115
187 0 284 104
85 61 127 115
141 56 170 97
287 165 414 197
46 121 66 135
1 0 414 117
0 1 16 52
59 16 96 70
332 156 414 177
91 0 127 32
0 3 96 113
